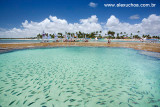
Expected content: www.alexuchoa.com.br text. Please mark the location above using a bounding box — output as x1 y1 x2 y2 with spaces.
104 3 156 7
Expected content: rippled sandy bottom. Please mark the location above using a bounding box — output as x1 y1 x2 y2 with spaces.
0 47 160 107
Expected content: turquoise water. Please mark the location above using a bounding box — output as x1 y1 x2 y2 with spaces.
0 39 142 43
0 39 42 43
0 47 160 107
90 39 160 43
1 39 160 43
89 39 141 43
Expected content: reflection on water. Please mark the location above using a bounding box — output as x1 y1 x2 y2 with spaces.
0 47 160 107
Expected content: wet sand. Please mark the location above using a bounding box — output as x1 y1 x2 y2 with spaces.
0 42 160 53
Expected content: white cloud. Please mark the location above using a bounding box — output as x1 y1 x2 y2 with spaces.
89 2 97 8
105 14 160 36
129 15 140 20
0 15 102 38
106 15 120 27
0 14 160 38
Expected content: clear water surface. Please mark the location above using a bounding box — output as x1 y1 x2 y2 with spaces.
1 39 160 44
0 47 160 107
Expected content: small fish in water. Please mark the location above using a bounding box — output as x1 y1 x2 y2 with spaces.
45 96 50 99
35 98 40 101
31 91 36 94
108 95 112 98
17 93 22 96
99 102 105 105
151 94 154 97
128 104 133 107
9 100 16 106
128 98 130 103
28 102 35 106
11 90 14 93
28 95 33 97
96 102 101 104
119 102 123 105
70 99 76 102
47 98 53 102
64 99 69 103
5 89 11 92
16 101 20 105
23 100 27 104
41 102 46 105
110 100 114 103
12 92 18 95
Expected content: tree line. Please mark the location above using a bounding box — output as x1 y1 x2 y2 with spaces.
37 31 160 39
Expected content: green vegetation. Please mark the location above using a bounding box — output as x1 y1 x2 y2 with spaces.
36 31 160 39
152 36 160 39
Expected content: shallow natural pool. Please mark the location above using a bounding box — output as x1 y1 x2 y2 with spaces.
0 47 160 107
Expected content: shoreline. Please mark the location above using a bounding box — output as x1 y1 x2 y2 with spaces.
0 42 160 53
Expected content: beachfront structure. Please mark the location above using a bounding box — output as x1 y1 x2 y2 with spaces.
54 33 58 41
95 37 98 40
47 34 51 39
42 30 46 42
75 33 78 39
65 35 68 40
69 35 72 39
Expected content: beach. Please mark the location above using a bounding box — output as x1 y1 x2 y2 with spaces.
0 42 160 53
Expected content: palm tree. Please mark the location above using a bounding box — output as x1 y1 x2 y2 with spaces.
137 31 140 37
131 33 133 39
117 33 119 36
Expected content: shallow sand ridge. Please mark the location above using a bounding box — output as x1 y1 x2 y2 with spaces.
0 42 160 53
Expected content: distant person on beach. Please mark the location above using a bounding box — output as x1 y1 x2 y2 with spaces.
108 39 111 44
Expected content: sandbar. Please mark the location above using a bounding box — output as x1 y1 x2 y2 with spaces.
0 42 160 53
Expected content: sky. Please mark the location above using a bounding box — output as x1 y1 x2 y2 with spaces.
0 0 160 38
